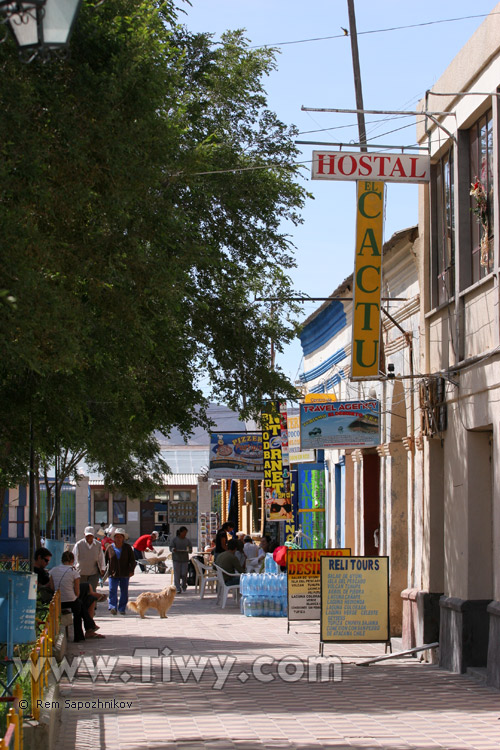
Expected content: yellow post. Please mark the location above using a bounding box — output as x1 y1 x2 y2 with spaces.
221 480 227 524
13 682 23 750
31 646 40 721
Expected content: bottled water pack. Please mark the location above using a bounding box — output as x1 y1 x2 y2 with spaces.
240 573 288 617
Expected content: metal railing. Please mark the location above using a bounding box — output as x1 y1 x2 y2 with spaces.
0 683 23 750
0 559 30 573
30 590 61 722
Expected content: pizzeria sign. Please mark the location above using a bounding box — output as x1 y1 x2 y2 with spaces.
311 151 430 183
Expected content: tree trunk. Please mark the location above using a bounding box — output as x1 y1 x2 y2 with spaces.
34 464 41 550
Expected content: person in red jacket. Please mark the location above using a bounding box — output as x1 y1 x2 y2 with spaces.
132 531 159 571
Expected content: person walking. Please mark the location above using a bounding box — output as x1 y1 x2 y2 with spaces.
73 526 106 591
105 528 136 615
170 526 192 593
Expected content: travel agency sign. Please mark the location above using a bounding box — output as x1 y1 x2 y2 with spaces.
311 150 430 379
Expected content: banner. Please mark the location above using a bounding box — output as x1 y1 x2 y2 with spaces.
298 464 326 549
300 399 380 449
208 433 264 479
261 400 292 521
287 548 351 622
287 408 315 464
351 180 385 379
311 151 430 183
320 556 389 643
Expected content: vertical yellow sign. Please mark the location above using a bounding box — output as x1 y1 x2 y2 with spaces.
351 181 385 379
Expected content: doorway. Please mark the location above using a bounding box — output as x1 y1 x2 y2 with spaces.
363 452 380 556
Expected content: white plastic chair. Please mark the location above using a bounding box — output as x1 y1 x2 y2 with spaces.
214 565 240 608
191 557 217 598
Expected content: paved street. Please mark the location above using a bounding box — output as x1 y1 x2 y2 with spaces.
54 571 499 750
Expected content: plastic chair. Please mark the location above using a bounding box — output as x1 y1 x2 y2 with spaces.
214 565 240 608
191 557 217 598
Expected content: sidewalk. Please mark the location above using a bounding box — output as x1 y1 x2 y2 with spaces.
54 571 499 750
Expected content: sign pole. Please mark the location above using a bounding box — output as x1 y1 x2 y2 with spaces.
346 0 367 151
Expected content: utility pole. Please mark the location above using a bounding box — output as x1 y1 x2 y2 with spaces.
346 0 367 151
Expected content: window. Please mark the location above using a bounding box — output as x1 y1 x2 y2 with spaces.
470 110 494 281
434 150 455 305
172 490 192 502
94 490 109 525
113 494 127 524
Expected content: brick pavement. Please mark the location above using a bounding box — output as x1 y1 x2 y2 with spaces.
53 571 499 750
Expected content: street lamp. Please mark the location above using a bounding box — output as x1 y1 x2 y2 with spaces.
2 0 83 60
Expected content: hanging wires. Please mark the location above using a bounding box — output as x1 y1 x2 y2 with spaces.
250 12 500 49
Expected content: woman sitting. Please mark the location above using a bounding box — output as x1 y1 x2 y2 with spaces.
49 551 104 641
213 529 228 561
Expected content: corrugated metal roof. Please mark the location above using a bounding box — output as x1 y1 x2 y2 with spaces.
154 403 256 446
88 473 199 487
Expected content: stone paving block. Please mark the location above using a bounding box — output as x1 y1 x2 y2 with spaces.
53 572 499 750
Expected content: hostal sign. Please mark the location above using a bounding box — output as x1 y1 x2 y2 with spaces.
311 150 430 379
311 151 430 183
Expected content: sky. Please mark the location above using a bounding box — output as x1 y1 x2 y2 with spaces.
181 0 499 384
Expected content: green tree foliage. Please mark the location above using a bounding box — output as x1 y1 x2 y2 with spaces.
0 0 306 492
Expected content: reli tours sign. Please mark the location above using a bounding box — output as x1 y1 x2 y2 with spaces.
351 181 385 379
320 556 389 643
311 151 430 183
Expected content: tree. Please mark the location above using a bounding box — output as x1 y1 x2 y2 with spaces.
0 0 306 494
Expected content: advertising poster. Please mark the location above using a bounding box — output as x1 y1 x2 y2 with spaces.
261 400 292 521
298 465 326 549
208 433 264 479
300 399 380 449
287 548 351 623
320 556 389 643
287 408 315 464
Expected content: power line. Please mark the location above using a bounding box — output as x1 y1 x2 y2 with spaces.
298 115 410 136
250 12 500 49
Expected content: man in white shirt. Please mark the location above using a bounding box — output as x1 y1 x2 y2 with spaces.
243 535 265 573
73 526 106 591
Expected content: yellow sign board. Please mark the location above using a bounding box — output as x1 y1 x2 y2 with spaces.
304 393 337 403
261 400 291 521
287 548 351 621
351 181 385 379
320 556 389 642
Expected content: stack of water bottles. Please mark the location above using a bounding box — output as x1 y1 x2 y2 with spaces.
240 572 287 617
264 552 280 574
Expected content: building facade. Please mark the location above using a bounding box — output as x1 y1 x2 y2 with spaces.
299 226 420 637
298 4 500 681
415 5 500 685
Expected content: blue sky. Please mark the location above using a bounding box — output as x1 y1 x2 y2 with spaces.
182 0 498 383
